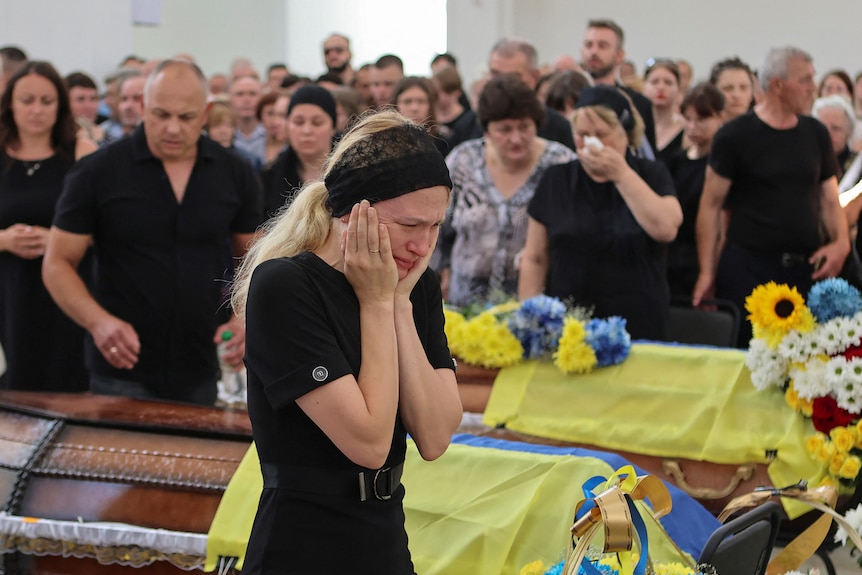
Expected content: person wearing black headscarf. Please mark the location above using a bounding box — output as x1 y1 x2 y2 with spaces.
260 84 338 217
231 109 461 575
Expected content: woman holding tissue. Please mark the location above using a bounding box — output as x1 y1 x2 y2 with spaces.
518 86 682 340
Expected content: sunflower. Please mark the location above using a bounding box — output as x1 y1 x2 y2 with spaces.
746 282 815 347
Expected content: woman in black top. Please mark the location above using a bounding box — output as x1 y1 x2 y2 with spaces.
260 85 337 217
519 86 682 340
642 59 685 167
231 110 461 574
666 83 725 300
0 61 95 391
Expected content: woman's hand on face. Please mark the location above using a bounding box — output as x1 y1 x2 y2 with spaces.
394 239 435 302
578 145 627 183
342 200 398 305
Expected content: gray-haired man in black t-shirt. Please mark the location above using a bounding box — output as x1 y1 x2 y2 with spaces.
693 46 849 347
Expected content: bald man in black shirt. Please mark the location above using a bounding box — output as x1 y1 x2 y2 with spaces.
44 59 263 404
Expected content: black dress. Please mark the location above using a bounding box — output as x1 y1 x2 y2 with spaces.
666 149 708 300
242 252 454 575
528 153 677 340
0 153 88 391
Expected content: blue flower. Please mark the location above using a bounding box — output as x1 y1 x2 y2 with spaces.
807 278 862 323
584 316 631 367
508 296 567 359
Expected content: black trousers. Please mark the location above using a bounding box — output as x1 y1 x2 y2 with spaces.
716 243 815 348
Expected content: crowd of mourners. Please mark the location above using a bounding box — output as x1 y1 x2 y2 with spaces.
2 17 862 403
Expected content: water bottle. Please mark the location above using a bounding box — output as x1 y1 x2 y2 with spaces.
217 330 247 405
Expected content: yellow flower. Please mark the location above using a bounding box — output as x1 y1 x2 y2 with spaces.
654 562 700 575
554 317 596 374
456 312 523 368
806 432 827 456
785 383 813 416
829 453 846 476
519 560 546 575
443 308 466 356
829 426 857 454
746 282 815 347
554 342 597 374
856 420 862 448
838 455 862 479
819 474 840 488
816 441 837 464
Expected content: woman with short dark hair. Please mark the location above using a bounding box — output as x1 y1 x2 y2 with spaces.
709 57 754 121
392 76 447 155
666 83 726 299
434 73 574 306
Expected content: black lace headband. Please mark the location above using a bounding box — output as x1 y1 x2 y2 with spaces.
324 123 453 217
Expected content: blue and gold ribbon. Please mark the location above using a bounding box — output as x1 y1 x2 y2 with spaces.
564 466 680 575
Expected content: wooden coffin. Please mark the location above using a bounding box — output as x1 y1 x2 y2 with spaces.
0 391 252 574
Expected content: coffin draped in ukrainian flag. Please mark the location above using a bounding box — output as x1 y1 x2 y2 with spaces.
206 434 719 574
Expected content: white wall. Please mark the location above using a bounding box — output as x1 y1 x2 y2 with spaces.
131 0 287 78
1 0 860 92
0 0 132 84
284 0 447 78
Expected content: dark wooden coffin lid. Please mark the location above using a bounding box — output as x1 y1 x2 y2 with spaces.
0 391 253 440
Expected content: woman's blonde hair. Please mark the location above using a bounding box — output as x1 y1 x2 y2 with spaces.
231 109 421 317
572 93 645 149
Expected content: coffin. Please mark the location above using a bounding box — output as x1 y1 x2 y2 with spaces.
455 344 861 521
0 391 252 574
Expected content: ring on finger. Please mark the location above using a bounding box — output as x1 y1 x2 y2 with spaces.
109 346 118 354
369 249 380 254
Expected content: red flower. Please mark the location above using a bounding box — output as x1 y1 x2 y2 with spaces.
843 344 862 360
811 396 856 434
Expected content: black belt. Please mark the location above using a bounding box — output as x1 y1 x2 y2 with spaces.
732 244 812 268
261 462 404 502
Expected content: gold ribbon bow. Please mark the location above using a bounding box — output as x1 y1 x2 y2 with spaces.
563 466 689 575
717 481 862 575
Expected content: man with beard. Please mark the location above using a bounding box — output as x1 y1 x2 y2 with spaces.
322 33 354 86
580 19 657 156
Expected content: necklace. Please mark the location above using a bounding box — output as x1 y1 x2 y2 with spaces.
21 160 42 177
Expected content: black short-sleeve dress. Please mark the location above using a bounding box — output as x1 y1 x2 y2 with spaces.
528 153 677 341
0 153 88 391
242 251 453 575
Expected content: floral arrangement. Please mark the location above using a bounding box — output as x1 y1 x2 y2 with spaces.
745 278 862 489
519 557 713 575
443 295 631 374
835 502 862 567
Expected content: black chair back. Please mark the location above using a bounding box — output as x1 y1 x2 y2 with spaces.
667 298 741 348
697 501 782 575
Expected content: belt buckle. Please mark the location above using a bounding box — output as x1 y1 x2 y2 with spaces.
373 467 393 501
780 253 793 267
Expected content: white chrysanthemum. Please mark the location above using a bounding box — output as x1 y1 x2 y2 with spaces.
817 319 847 356
778 330 814 364
792 358 832 400
746 338 789 390
834 503 862 546
842 312 862 348
835 358 862 414
825 356 850 391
